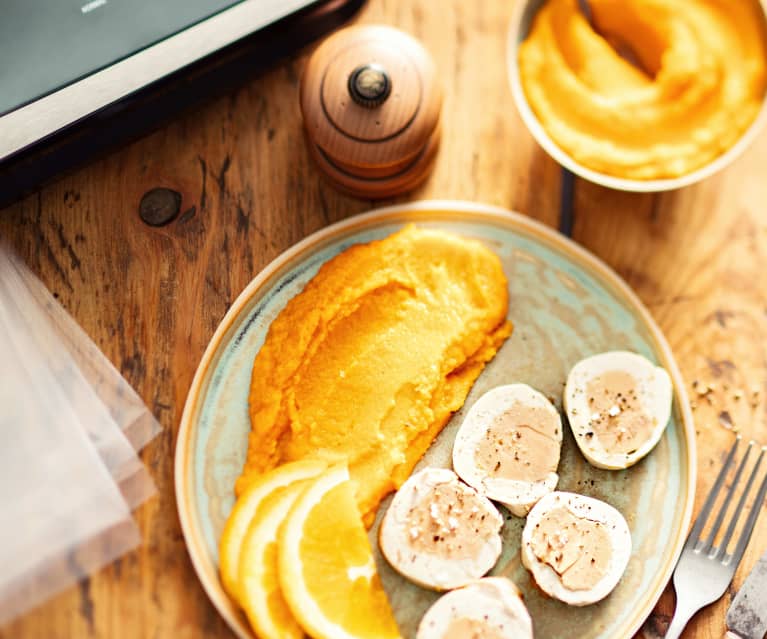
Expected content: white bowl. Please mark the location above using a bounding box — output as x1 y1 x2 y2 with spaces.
507 0 767 192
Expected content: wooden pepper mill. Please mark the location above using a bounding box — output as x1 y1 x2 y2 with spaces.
300 25 442 199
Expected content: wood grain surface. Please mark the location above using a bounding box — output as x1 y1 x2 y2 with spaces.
1 0 766 637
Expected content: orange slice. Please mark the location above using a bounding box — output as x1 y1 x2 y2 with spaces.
278 464 401 639
219 460 327 601
238 480 310 639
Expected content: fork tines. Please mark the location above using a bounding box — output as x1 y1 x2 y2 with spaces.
687 435 767 565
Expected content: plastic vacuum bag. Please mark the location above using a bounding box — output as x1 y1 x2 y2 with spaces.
0 246 160 625
3 248 160 453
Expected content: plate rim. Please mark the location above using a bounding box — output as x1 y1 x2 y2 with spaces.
174 199 696 639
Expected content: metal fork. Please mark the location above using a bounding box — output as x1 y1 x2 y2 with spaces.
665 436 767 639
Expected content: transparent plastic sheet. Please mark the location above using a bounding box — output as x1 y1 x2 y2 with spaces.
0 246 160 625
2 249 161 452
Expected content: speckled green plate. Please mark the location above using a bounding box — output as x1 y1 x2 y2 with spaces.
175 201 695 639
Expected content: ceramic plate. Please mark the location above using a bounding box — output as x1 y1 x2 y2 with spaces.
175 201 696 639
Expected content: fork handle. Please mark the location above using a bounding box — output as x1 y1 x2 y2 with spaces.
725 632 745 639
664 606 697 639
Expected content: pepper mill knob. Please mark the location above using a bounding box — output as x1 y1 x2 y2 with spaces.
347 64 392 108
300 25 442 199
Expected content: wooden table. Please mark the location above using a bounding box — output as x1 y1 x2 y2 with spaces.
1 1 766 637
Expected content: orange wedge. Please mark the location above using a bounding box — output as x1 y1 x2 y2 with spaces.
219 460 327 601
238 479 310 639
278 464 401 639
